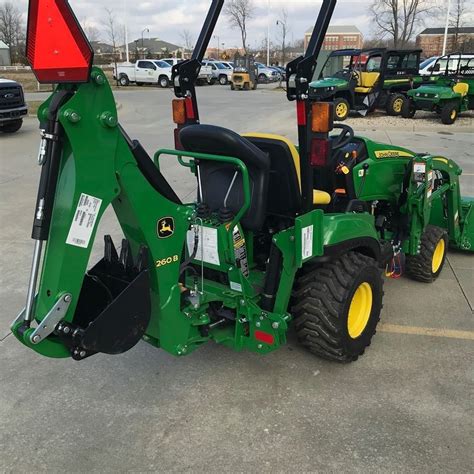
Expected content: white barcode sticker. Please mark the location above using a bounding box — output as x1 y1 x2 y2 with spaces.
302 225 314 260
66 193 102 249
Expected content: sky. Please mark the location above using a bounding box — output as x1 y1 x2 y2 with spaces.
13 0 467 50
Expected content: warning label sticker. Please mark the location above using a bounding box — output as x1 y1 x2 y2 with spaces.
302 225 314 260
66 193 102 249
187 226 220 266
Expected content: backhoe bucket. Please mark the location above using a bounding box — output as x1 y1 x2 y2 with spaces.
57 236 151 360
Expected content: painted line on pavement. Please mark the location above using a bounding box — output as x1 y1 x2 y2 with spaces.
378 323 474 341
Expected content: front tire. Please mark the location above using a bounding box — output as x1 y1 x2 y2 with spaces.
440 102 458 124
219 75 228 85
293 252 383 363
386 93 405 116
159 76 170 88
406 225 448 283
401 98 416 118
0 119 23 133
258 73 267 83
334 97 350 121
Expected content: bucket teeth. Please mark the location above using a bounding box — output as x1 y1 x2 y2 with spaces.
136 245 149 273
119 239 135 274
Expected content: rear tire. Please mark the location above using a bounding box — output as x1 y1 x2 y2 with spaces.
386 93 405 116
230 83 235 90
0 119 23 133
406 225 448 283
119 75 130 86
440 103 458 124
292 252 383 363
401 98 416 118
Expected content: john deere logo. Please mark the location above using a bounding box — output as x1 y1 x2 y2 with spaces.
157 217 174 238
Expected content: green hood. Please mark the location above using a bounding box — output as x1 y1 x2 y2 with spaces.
309 77 348 92
408 84 460 100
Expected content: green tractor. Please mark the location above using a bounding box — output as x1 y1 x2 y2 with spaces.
403 53 474 124
310 48 425 120
12 0 474 364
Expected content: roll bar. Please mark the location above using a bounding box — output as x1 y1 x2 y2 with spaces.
173 0 338 212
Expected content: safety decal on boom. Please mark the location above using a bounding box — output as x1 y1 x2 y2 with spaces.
233 226 249 278
66 193 102 249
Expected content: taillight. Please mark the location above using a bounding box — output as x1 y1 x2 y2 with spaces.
27 0 93 83
255 330 275 345
310 138 330 167
174 128 183 150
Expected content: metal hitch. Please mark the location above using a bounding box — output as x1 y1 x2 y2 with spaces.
58 236 152 361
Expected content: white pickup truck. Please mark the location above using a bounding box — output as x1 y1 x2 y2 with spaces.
114 60 173 88
162 58 214 85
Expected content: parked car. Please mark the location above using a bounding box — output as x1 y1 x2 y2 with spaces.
0 78 27 134
202 60 233 85
220 61 234 69
255 62 280 82
419 54 474 76
162 58 214 85
114 60 172 87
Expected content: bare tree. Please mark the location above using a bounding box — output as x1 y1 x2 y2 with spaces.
0 1 25 63
82 21 101 43
370 0 435 48
180 29 194 51
276 8 289 66
103 8 122 84
450 0 465 51
224 0 255 54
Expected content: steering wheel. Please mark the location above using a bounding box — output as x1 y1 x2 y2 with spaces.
331 124 355 150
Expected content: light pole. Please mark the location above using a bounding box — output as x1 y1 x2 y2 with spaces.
213 35 220 59
267 0 270 66
442 0 452 56
123 0 129 62
276 19 286 66
141 27 149 59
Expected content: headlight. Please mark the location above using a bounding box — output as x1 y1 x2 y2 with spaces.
434 94 439 98
415 92 420 97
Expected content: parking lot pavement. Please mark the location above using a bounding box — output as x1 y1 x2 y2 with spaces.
1 86 473 472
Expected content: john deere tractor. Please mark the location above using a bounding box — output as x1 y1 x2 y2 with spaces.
403 53 474 124
12 0 474 364
310 48 425 120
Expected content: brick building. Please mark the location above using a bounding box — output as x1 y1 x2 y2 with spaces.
416 27 474 57
304 25 363 52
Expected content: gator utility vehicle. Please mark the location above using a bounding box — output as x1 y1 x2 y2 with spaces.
403 53 474 124
310 48 423 120
12 0 474 364
230 53 258 90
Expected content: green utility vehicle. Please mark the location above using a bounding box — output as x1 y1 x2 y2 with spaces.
403 53 474 124
310 48 424 120
12 0 474 365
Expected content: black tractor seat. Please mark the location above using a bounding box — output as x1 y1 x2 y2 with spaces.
180 124 270 231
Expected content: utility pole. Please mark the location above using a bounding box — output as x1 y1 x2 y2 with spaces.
214 35 220 59
123 0 129 62
267 0 270 66
442 0 452 55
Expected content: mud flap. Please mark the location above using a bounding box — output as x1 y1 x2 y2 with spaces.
57 236 151 360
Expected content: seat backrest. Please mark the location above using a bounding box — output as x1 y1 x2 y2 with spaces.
453 82 469 96
243 133 302 216
358 72 380 88
179 124 270 231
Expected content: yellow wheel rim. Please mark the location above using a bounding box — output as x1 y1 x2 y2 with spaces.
347 282 373 339
450 110 457 120
432 239 445 274
393 98 403 113
336 102 348 118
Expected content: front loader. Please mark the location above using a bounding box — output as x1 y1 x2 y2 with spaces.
12 0 474 364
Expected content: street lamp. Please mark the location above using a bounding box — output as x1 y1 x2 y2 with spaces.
141 27 149 59
276 19 286 66
213 35 220 59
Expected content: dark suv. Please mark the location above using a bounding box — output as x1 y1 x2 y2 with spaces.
0 78 28 133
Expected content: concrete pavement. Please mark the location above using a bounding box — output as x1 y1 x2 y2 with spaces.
1 86 473 472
